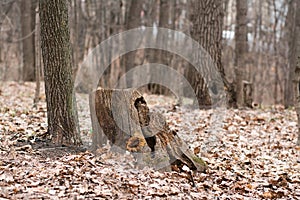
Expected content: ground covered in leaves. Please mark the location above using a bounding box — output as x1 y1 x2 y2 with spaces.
0 82 299 199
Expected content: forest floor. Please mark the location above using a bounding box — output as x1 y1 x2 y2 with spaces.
0 82 299 199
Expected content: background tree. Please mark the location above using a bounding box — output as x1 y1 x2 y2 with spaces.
234 0 249 107
21 0 37 81
124 0 144 87
0 0 296 107
148 0 171 94
285 0 296 107
39 0 81 145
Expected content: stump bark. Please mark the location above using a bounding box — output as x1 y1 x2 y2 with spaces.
90 87 207 172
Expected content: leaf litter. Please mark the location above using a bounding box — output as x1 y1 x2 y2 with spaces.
0 82 299 199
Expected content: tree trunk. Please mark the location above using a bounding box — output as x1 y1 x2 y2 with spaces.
235 0 249 107
149 0 171 95
40 0 82 146
293 0 300 146
285 0 296 108
190 0 235 107
90 87 207 172
21 0 37 81
124 0 143 87
34 3 41 107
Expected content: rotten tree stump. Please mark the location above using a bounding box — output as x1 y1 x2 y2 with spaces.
89 87 207 172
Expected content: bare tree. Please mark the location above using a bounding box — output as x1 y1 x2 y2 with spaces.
39 0 82 145
190 0 235 107
21 0 37 81
148 0 170 94
33 3 41 107
234 0 249 107
293 0 300 145
124 0 143 87
285 0 296 107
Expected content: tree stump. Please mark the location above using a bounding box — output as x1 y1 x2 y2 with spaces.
89 87 207 172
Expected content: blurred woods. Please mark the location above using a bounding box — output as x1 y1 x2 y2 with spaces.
0 0 297 106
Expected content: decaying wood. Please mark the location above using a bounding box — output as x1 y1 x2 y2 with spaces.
242 81 253 108
90 87 207 172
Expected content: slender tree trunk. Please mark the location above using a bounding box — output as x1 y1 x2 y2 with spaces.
272 0 279 105
157 0 169 65
21 0 37 81
34 4 40 107
77 1 87 64
149 0 170 94
234 0 249 107
40 0 82 145
124 0 143 87
190 0 235 107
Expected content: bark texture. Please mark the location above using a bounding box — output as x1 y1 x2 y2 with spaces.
40 0 82 145
294 0 300 146
190 0 235 107
90 87 207 172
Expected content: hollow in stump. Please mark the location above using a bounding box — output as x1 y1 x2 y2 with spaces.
89 87 207 172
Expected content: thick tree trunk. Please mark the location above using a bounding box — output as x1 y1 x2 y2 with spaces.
90 87 207 172
40 0 82 145
285 0 296 108
235 0 249 107
294 0 300 146
190 0 235 107
21 0 37 81
296 69 300 145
